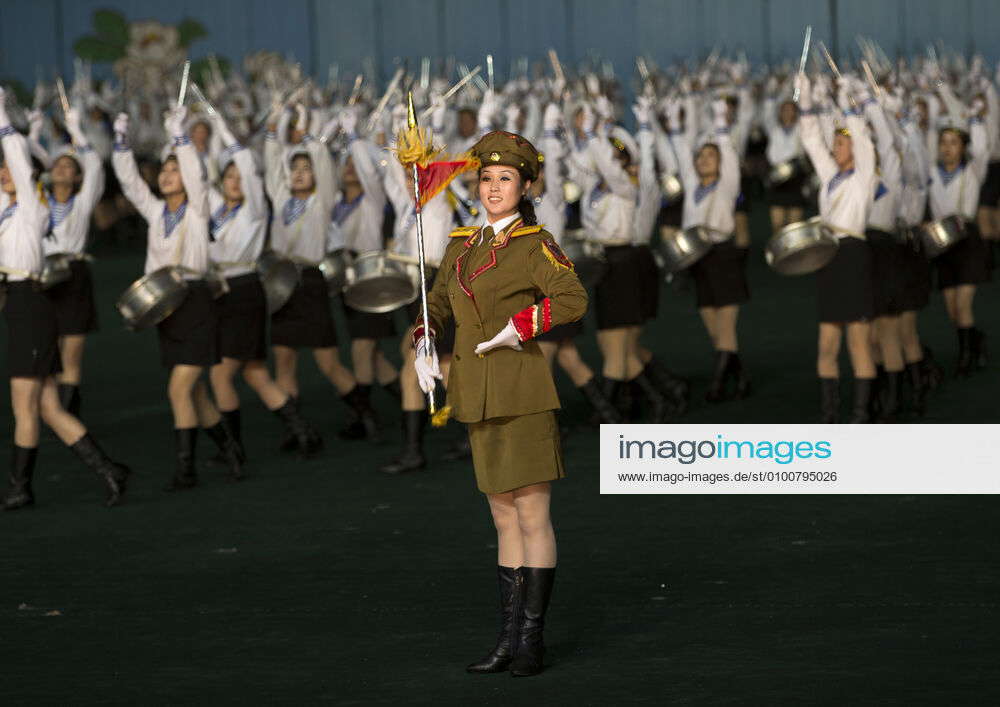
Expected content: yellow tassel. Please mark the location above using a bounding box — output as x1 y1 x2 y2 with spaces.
431 405 452 427
394 124 440 167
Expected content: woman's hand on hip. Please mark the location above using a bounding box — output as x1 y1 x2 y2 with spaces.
474 320 523 356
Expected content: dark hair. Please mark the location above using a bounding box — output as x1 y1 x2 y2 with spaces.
517 195 538 226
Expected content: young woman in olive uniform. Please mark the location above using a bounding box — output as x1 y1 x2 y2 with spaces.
413 131 587 677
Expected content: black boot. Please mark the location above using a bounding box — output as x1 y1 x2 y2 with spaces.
339 385 380 441
820 378 840 423
905 361 927 418
644 357 689 415
69 434 131 507
166 428 198 491
705 351 735 403
467 566 521 674
273 397 323 457
632 372 671 422
204 420 246 481
3 446 37 510
210 409 245 467
971 327 988 370
870 365 886 420
442 434 473 461
509 567 556 677
921 347 944 390
955 327 973 377
58 383 81 418
847 378 875 423
877 371 902 423
610 379 632 422
379 410 427 474
729 353 752 399
578 378 622 424
279 396 302 452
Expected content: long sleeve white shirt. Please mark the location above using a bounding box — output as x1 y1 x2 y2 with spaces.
928 119 989 221
673 127 740 240
0 126 49 280
326 137 387 255
384 157 453 266
42 147 104 256
208 144 267 278
865 100 902 233
580 132 638 245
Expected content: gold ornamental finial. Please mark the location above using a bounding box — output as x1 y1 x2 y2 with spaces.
406 90 417 130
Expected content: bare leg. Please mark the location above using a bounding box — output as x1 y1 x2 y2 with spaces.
953 284 977 328
167 365 204 428
209 357 244 412
374 350 398 386
539 340 557 367
192 380 222 428
38 377 87 444
312 347 357 395
846 322 877 378
699 307 719 349
487 491 524 568
713 305 740 352
596 328 629 380
10 377 43 447
512 482 556 568
817 323 843 379
56 334 86 385
624 327 644 380
875 315 905 372
555 341 594 387
770 206 787 234
242 360 291 410
351 338 377 385
272 345 299 398
899 311 923 363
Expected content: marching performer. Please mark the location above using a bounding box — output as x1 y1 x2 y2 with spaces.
762 76 808 231
926 83 992 376
412 130 587 676
206 110 322 459
40 104 105 418
113 106 245 487
264 106 378 442
1 88 131 510
668 93 751 402
796 73 878 422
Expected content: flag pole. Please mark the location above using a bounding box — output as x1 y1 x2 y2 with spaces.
407 91 436 415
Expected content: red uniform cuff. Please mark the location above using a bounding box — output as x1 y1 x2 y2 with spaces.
412 323 436 349
510 298 552 342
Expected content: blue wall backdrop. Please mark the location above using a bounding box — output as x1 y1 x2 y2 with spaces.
0 0 998 87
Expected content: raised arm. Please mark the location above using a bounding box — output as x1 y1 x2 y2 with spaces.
110 112 162 222
166 106 209 219
794 74 838 185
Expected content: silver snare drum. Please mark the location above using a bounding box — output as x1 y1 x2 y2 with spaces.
919 215 967 258
40 253 76 290
342 251 419 314
658 226 715 272
560 230 608 287
765 217 839 275
319 249 354 296
117 266 190 329
256 250 301 314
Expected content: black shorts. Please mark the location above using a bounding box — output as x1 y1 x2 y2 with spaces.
978 161 1000 207
44 260 98 335
157 281 220 369
536 320 584 342
768 172 809 209
816 238 874 323
217 273 268 361
690 241 750 308
866 229 906 317
634 244 661 321
270 267 338 349
3 281 62 378
595 245 645 330
656 199 684 230
934 222 993 289
343 300 397 339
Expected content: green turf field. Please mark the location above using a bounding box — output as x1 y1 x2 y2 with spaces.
2 217 999 704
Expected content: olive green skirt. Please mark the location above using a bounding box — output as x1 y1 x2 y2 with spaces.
467 410 564 495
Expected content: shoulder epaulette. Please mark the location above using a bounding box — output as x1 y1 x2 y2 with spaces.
509 224 544 238
449 226 479 238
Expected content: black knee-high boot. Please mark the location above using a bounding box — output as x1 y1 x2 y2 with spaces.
705 351 734 403
632 371 671 422
381 378 402 401
643 357 690 414
69 434 131 506
210 409 246 467
578 377 622 425
467 566 521 674
729 353 751 399
820 378 840 423
847 378 876 424
920 347 944 390
3 446 37 510
878 371 902 423
339 384 379 441
379 410 427 474
956 328 973 377
204 420 246 481
609 379 631 422
971 327 988 370
273 397 323 457
905 361 926 417
166 428 198 491
509 567 556 677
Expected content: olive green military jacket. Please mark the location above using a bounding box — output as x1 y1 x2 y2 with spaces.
415 219 588 424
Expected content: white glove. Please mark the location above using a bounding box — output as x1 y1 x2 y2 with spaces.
113 112 129 141
212 112 237 147
765 76 779 95
340 106 358 137
835 78 854 112
294 103 309 133
632 96 652 125
664 98 682 130
414 336 442 394
165 105 187 139
27 109 44 140
794 73 812 110
971 96 987 118
580 103 596 135
711 98 729 129
504 104 521 131
811 77 828 107
430 94 447 129
594 95 614 122
474 320 523 356
390 103 407 136
543 102 562 131
64 106 85 143
478 89 498 129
